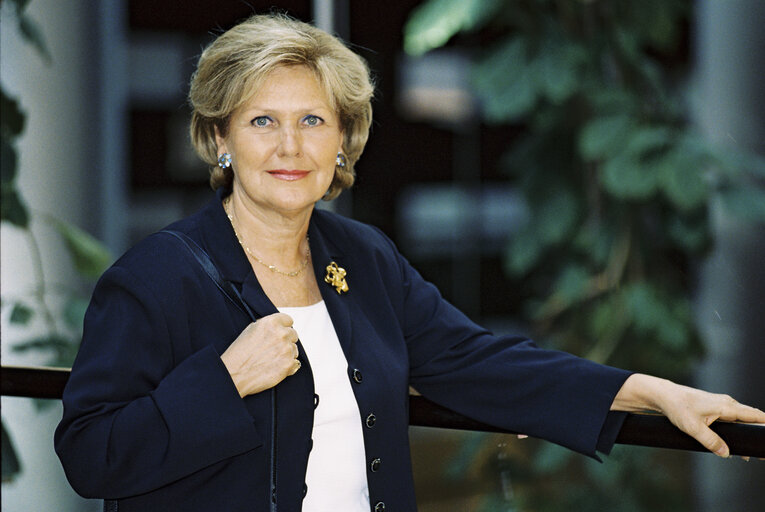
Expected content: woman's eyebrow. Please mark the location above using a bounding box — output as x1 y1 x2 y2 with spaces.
243 103 333 114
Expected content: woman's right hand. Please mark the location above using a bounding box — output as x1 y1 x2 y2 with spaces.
220 312 301 397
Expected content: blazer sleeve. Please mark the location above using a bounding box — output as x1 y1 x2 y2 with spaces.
380 235 631 458
54 263 261 499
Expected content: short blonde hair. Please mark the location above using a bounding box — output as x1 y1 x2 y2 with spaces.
189 13 374 199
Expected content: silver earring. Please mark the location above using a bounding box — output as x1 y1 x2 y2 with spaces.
335 152 347 168
217 153 232 169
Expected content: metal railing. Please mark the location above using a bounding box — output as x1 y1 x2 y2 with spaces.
2 365 763 457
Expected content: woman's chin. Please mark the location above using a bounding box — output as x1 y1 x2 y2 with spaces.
267 193 325 215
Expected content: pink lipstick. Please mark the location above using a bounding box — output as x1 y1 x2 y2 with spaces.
266 169 310 181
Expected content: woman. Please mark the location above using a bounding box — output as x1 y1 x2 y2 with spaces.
55 13 765 512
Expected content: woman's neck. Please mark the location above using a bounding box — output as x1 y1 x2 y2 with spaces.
224 192 312 273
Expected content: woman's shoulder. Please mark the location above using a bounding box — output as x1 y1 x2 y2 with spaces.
310 209 409 288
104 205 213 287
311 208 395 251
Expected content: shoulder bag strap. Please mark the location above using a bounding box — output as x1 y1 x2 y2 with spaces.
160 230 255 318
160 229 278 512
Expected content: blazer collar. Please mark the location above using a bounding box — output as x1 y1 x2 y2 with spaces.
308 208 353 354
197 188 252 284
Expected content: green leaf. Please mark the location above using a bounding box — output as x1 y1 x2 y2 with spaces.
12 334 72 354
613 26 641 64
600 126 672 200
13 333 80 368
18 13 52 63
403 0 503 56
473 37 537 122
590 295 627 341
505 228 543 276
1 137 19 184
533 38 586 104
8 0 33 13
9 302 34 325
578 115 635 160
443 430 487 478
552 265 591 304
718 187 765 223
2 420 22 481
534 186 580 245
63 296 89 330
574 222 617 267
586 86 637 114
658 151 709 211
1 89 26 138
45 341 81 368
625 126 674 155
629 0 686 52
601 152 658 200
1 185 30 227
53 221 113 279
532 443 573 475
667 214 709 252
624 283 690 351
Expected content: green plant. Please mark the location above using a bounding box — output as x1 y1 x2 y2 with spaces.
1 0 112 482
404 0 765 510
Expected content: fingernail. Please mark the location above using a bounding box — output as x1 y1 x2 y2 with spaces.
716 447 729 458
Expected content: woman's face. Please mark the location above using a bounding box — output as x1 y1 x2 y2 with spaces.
216 65 344 217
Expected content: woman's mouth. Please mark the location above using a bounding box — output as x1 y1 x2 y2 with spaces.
266 169 310 181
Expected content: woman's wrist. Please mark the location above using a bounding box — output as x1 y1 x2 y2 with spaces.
611 373 676 413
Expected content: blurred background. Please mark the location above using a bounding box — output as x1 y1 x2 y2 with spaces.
1 0 763 510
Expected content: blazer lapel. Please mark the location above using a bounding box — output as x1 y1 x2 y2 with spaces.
241 273 279 319
309 216 354 356
195 190 278 319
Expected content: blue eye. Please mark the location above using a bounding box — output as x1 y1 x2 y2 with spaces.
252 116 271 127
303 115 322 126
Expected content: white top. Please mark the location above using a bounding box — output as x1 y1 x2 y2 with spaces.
278 301 370 512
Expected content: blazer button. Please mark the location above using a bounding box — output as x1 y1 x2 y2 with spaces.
374 502 385 512
370 458 382 472
313 393 320 409
365 413 376 428
302 483 308 498
352 369 363 383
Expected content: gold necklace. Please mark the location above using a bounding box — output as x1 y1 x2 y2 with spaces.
224 198 311 278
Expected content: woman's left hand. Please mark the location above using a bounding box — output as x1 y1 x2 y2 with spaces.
612 374 765 457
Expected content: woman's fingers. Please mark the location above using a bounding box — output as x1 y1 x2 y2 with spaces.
688 421 729 457
666 388 765 458
719 401 765 424
221 312 301 396
272 312 295 327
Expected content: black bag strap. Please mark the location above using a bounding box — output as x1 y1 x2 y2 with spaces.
160 230 256 319
160 229 278 511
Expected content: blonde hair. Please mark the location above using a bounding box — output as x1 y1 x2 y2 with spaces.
188 13 374 199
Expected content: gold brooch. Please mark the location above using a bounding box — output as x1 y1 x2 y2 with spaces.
324 261 348 294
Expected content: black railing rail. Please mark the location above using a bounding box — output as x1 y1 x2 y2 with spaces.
3 365 763 457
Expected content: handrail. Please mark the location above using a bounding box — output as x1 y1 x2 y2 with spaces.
3 365 763 457
2 365 71 400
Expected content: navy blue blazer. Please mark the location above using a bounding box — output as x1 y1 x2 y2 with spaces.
55 191 631 511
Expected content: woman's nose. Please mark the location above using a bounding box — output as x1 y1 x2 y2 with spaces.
277 126 302 157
